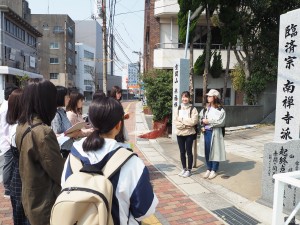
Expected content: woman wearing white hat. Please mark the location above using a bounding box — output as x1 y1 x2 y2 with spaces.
198 89 226 179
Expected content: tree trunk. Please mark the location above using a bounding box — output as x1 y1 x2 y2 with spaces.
189 40 194 102
202 5 211 106
233 48 250 79
222 43 231 104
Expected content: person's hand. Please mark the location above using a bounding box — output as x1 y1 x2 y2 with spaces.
124 113 130 120
202 119 209 125
66 130 82 139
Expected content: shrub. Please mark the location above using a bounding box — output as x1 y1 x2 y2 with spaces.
142 69 173 121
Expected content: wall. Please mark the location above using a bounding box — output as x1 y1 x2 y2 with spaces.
196 105 264 127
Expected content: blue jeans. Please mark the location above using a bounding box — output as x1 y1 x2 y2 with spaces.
177 135 194 170
3 148 14 195
204 130 219 172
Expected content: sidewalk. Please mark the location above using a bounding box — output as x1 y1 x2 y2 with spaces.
133 102 275 225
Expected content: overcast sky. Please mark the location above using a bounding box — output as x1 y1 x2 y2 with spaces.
27 0 144 75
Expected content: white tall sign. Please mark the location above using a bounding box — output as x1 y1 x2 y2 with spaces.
274 9 300 143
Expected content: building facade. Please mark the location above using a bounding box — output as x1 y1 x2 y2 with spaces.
0 0 43 103
75 43 96 100
31 14 76 87
143 0 243 106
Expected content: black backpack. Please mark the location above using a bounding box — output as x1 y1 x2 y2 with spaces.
203 106 225 137
178 105 199 136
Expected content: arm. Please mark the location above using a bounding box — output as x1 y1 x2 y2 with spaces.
37 130 65 185
66 111 78 126
205 108 226 127
173 107 185 130
182 107 198 127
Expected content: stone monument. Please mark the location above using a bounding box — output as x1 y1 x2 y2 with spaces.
261 8 300 213
171 58 189 141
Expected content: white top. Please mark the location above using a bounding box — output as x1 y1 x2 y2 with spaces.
0 100 10 154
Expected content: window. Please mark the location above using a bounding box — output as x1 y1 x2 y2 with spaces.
68 57 73 65
68 42 73 50
27 34 36 47
84 80 93 85
53 26 64 33
50 58 59 64
50 73 59 79
84 50 94 60
50 42 59 49
67 27 73 37
84 65 94 73
4 18 25 41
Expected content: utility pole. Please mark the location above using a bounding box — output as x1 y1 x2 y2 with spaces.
102 0 108 94
133 51 142 98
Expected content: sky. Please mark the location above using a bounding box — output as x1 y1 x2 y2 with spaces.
27 0 144 76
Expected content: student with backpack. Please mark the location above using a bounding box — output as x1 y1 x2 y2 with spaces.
58 97 158 225
174 91 198 178
198 89 226 180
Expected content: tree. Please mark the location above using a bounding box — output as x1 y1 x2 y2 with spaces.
210 51 223 78
142 70 173 122
86 67 99 92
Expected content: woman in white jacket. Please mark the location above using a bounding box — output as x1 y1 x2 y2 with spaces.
61 97 158 224
198 89 226 180
174 91 198 178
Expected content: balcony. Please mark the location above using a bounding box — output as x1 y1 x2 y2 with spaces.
154 0 179 18
153 43 241 69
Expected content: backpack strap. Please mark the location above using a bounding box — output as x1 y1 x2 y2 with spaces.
70 147 137 179
69 154 84 173
20 122 43 150
102 148 137 179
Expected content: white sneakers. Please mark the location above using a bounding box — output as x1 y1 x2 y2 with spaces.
178 170 186 176
203 170 217 179
203 170 211 179
178 169 191 178
182 170 191 177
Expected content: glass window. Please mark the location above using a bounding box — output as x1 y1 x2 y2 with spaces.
84 80 93 85
68 42 73 50
67 27 73 37
50 58 59 64
50 42 59 49
53 26 64 33
50 73 59 79
84 50 94 60
68 57 73 65
84 65 94 73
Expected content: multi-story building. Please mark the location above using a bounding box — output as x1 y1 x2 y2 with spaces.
0 0 43 103
144 0 242 105
75 20 121 93
31 14 76 87
75 43 96 100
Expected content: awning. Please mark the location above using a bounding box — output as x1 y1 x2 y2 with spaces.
0 66 43 79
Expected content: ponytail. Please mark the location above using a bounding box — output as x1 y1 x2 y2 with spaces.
82 130 104 152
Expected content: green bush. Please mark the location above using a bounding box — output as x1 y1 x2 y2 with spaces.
142 69 173 121
210 51 223 78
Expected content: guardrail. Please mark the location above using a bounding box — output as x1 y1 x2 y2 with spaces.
272 171 300 225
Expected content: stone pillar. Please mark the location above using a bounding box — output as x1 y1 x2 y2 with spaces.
261 8 300 213
171 59 189 141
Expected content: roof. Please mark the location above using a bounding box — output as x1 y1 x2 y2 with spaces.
0 66 43 78
0 5 43 37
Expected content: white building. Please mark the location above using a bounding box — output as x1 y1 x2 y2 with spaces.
144 0 243 105
75 43 96 100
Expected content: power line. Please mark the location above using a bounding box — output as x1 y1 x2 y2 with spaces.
115 3 178 16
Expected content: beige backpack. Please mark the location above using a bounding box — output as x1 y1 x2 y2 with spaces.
50 148 136 225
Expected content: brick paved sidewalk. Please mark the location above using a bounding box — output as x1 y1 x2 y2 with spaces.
0 185 13 225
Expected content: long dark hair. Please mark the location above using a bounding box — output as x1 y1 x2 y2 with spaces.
83 97 124 151
19 79 57 126
6 89 23 125
66 92 84 115
110 86 122 101
56 86 69 107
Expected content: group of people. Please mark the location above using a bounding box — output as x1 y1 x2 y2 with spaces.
174 89 226 180
0 79 158 225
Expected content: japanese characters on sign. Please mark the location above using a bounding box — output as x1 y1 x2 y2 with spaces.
173 63 179 108
274 21 300 142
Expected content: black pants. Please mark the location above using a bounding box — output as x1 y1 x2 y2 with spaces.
177 135 194 170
